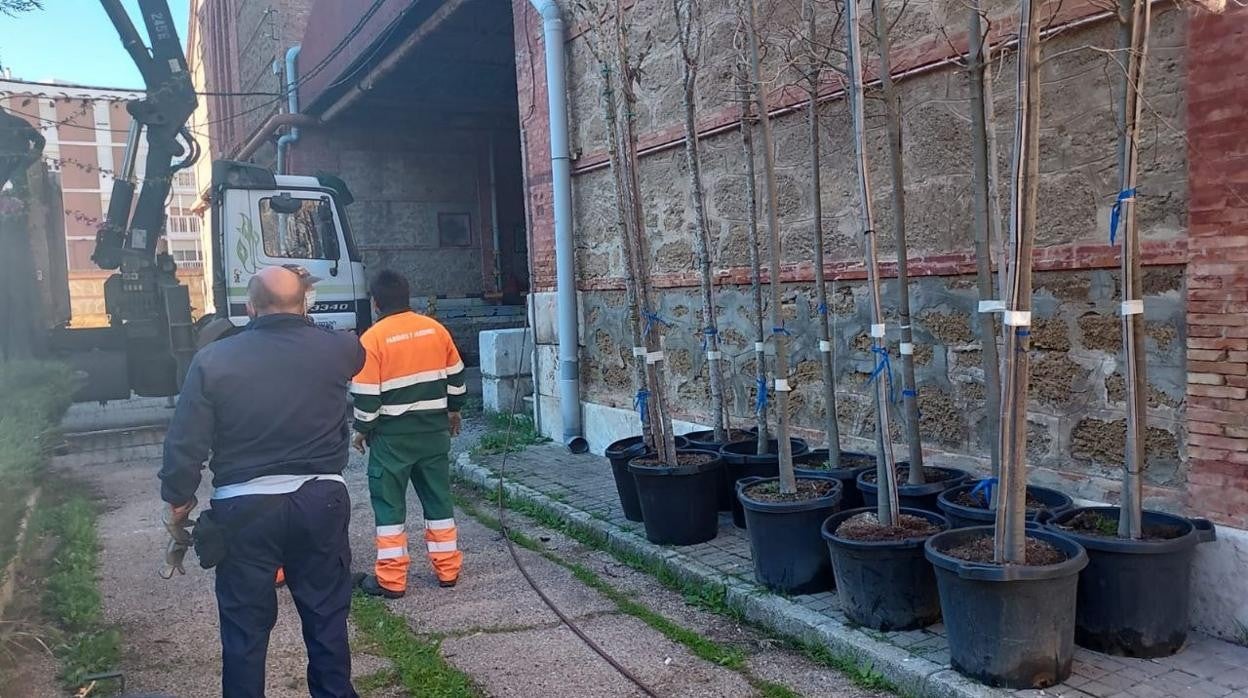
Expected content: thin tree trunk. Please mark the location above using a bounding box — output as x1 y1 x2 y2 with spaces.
744 0 796 494
994 0 1042 564
870 0 924 483
1115 0 1152 540
615 7 679 467
804 0 842 465
601 60 657 451
845 0 900 523
675 0 728 442
739 73 771 455
968 3 1003 488
985 46 1009 304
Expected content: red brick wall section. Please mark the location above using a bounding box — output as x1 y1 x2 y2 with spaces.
513 0 556 293
1183 4 1248 528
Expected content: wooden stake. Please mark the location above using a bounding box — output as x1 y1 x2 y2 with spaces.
738 68 771 455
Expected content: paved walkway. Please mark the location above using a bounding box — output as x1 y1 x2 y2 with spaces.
456 443 1248 698
33 413 879 697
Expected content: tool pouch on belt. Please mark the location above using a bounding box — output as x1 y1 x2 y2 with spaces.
192 509 228 569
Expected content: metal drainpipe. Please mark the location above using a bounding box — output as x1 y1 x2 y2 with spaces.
276 45 301 174
529 0 587 453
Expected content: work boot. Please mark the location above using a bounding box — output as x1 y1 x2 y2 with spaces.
353 572 404 599
439 577 458 588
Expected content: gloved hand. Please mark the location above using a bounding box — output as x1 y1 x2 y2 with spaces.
160 497 197 580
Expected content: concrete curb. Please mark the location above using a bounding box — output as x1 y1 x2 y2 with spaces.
0 488 42 622
452 453 1004 698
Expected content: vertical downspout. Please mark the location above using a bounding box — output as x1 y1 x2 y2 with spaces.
529 0 586 452
276 45 301 174
488 132 504 293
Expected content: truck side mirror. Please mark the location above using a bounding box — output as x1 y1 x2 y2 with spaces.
268 192 302 215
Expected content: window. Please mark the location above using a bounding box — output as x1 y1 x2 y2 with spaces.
173 171 196 188
167 214 201 235
258 196 339 260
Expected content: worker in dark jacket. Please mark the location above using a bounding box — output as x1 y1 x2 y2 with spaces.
160 266 365 698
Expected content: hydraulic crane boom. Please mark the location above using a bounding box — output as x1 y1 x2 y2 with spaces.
94 0 199 269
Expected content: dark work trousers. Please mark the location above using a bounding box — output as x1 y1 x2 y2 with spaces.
212 479 357 698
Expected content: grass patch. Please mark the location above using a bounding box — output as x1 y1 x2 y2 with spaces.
39 495 122 691
0 361 74 579
350 594 480 698
470 412 547 456
800 642 897 692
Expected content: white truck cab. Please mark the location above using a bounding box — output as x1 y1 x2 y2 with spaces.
203 161 370 336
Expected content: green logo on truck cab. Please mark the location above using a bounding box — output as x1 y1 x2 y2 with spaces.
236 213 260 275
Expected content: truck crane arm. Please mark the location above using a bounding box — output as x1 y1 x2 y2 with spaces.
93 0 199 271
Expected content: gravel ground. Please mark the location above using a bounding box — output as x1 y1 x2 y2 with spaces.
19 412 876 697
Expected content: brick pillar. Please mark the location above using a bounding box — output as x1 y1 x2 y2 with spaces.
1183 4 1248 527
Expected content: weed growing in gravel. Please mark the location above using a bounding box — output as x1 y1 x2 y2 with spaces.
40 496 121 691
470 412 547 456
350 594 480 697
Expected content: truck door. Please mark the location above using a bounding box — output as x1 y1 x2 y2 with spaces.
222 189 357 330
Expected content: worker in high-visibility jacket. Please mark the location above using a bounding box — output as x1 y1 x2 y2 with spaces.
350 270 467 597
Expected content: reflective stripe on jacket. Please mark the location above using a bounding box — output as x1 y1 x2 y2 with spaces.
351 310 466 434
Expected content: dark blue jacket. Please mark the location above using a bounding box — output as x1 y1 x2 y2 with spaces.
160 313 366 505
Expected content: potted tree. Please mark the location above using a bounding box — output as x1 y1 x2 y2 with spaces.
821 0 949 630
733 0 843 595
936 0 1073 529
925 0 1088 687
585 0 723 543
1045 0 1215 657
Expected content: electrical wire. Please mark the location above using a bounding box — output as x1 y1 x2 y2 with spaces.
493 323 662 698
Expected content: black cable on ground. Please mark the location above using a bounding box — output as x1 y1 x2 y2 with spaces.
492 324 662 698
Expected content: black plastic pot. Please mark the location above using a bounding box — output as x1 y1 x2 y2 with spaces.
858 466 968 514
794 449 875 510
628 449 722 546
926 526 1088 689
1046 507 1216 657
937 483 1073 529
605 435 689 522
738 475 842 594
719 438 810 519
682 428 754 451
821 507 949 630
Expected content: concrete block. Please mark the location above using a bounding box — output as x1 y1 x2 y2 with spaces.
535 345 560 398
528 290 584 346
482 376 533 413
479 328 533 378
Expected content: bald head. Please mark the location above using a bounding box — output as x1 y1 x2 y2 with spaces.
247 266 308 317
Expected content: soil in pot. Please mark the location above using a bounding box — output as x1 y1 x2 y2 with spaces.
834 512 943 542
740 476 842 595
683 428 753 449
925 527 1088 689
858 466 969 514
1047 507 1215 657
938 483 1074 529
721 438 810 526
822 507 948 631
629 450 722 546
795 450 874 510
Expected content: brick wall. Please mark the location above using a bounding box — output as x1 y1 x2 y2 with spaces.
1182 5 1248 527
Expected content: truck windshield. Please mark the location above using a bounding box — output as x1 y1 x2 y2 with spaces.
258 197 332 260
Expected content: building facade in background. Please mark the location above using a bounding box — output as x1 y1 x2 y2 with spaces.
0 78 205 326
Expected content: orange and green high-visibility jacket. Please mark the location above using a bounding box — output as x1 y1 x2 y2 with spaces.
351 309 466 435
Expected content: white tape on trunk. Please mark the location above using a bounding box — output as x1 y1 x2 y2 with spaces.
774 379 791 392
1120 300 1144 316
754 342 766 352
646 351 665 364
706 350 722 360
870 323 886 338
1003 311 1032 327
978 300 1006 313
900 342 915 355
819 340 832 352
633 346 647 357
